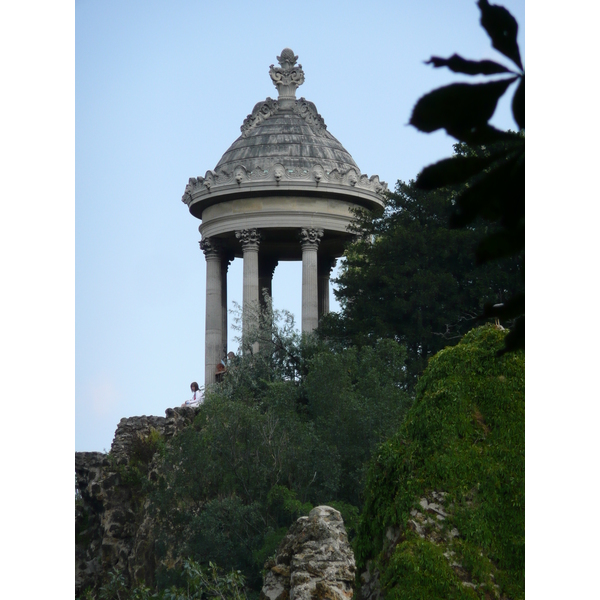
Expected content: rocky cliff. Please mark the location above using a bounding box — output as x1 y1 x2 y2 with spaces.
75 407 198 596
76 409 359 600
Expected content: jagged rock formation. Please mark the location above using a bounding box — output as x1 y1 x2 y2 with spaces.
356 491 480 600
109 408 197 464
261 506 355 600
75 407 198 596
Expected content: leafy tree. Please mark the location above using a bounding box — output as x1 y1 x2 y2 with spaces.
304 339 412 505
410 0 525 352
145 309 411 593
95 560 247 600
221 299 321 401
320 177 523 385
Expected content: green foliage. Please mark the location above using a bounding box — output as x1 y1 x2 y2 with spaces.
267 485 313 524
355 325 524 599
382 539 479 600
252 527 289 572
224 299 319 395
179 559 247 600
129 585 153 600
129 427 164 471
411 1 524 352
116 560 247 600
98 568 128 600
305 339 411 505
320 179 523 385
141 309 411 594
326 501 360 540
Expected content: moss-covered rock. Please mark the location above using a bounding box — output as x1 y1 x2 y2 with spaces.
355 325 524 600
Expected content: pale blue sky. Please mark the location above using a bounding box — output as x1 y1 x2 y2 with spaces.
75 0 525 452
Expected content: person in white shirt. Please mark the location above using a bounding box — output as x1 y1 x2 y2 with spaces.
182 382 203 407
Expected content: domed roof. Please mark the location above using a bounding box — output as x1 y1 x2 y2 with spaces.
214 98 360 175
182 49 386 215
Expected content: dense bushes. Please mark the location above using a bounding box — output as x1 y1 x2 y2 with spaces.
83 560 247 600
355 325 525 599
81 322 524 599
145 312 411 591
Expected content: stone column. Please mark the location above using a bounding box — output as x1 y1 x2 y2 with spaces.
300 228 323 333
200 238 223 387
221 254 233 359
259 257 278 309
235 228 261 336
318 257 337 319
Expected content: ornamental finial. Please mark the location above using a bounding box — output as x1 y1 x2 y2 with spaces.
269 48 305 109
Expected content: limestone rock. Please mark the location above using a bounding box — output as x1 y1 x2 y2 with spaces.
75 407 198 596
109 406 197 464
261 506 355 600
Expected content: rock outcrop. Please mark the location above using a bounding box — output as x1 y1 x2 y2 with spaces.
261 505 356 600
109 407 198 465
356 491 466 600
75 407 198 596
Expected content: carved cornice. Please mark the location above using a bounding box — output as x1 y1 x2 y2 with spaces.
181 161 388 205
235 228 261 251
299 228 324 249
270 48 305 101
238 96 327 138
293 98 327 135
241 98 279 138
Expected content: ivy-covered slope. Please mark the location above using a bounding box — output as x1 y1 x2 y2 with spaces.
355 325 524 600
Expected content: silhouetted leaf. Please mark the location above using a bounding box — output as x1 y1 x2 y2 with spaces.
512 76 525 130
426 54 513 76
410 78 517 142
417 154 501 190
481 295 524 354
482 293 524 321
411 1 525 357
499 316 524 353
459 124 520 145
478 0 523 70
450 149 524 229
475 225 524 263
479 294 525 356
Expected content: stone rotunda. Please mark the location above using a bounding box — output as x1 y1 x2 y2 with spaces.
182 48 387 386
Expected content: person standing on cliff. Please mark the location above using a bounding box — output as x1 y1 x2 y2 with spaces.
182 382 203 407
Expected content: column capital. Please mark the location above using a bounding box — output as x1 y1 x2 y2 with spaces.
318 256 337 274
299 228 324 250
199 237 223 259
235 228 261 251
259 257 279 279
221 250 235 273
